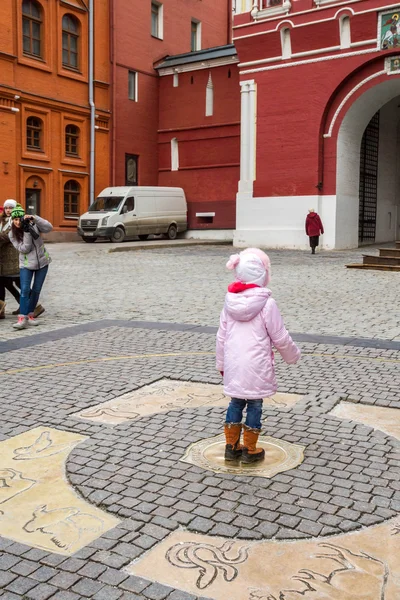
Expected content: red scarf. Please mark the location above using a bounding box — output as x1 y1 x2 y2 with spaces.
228 282 260 293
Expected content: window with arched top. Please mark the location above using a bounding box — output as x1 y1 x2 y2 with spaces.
171 138 179 171
22 0 43 58
64 180 80 217
340 15 351 49
62 14 79 70
26 116 43 150
65 124 80 156
280 28 292 59
205 73 214 117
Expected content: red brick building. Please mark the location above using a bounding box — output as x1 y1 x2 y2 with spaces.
111 0 235 193
0 0 110 236
156 45 240 231
233 0 400 249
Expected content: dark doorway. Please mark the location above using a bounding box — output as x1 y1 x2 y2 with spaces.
125 154 138 186
358 111 379 244
25 188 41 215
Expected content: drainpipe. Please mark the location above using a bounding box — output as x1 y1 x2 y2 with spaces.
111 0 117 185
89 0 95 206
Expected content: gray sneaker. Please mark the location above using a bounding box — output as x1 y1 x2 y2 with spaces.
13 316 27 330
27 315 39 327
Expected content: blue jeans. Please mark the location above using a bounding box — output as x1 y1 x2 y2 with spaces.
225 398 263 430
19 266 48 316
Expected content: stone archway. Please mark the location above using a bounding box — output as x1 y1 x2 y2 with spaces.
335 77 400 249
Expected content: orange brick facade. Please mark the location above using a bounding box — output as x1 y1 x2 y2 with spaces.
0 0 110 234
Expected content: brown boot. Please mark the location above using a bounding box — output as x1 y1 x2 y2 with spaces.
224 423 242 461
242 426 265 463
33 304 45 318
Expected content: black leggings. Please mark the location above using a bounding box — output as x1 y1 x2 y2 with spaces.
0 277 21 303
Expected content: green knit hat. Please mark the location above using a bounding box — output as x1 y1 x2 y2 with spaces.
11 204 25 219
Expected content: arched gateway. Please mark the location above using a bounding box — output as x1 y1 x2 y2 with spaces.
233 1 400 249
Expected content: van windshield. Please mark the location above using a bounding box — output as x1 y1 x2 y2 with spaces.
89 196 124 213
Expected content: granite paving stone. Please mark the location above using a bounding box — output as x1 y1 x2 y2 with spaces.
0 244 399 600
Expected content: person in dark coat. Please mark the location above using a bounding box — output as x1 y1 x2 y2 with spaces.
305 209 324 254
0 200 21 318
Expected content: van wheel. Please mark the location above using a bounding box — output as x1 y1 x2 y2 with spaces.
167 225 177 240
110 227 125 243
138 234 149 241
82 236 97 243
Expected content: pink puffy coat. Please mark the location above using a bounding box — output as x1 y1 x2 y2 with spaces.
216 288 300 399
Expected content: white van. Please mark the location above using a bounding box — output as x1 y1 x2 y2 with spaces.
77 186 187 243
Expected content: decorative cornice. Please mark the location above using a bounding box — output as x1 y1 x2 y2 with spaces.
252 0 292 20
94 80 110 89
314 0 350 5
95 116 109 132
158 55 239 76
59 0 88 14
0 95 19 113
0 51 17 62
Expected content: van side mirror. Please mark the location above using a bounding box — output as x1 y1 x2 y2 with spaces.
122 206 128 214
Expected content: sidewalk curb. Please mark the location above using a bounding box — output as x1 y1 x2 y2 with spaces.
108 239 232 252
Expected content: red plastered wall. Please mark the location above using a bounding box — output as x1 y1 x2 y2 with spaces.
252 53 389 198
159 65 240 131
291 20 339 53
114 67 159 186
157 64 240 229
113 0 232 190
351 12 378 44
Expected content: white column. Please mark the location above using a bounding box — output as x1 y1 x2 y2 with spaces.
238 80 256 194
248 81 257 182
239 82 250 187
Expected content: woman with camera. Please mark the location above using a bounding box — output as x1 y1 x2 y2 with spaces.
9 204 52 330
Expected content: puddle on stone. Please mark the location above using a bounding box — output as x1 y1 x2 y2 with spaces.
75 380 302 425
180 433 305 478
0 427 119 554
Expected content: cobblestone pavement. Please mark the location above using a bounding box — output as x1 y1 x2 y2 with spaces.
0 242 399 341
0 243 399 599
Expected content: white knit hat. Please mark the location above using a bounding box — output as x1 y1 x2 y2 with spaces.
3 199 17 208
226 248 271 287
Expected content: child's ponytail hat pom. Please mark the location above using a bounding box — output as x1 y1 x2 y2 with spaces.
226 254 240 270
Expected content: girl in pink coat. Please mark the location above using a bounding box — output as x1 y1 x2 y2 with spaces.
216 248 301 463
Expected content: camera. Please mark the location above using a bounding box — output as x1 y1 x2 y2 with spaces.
21 216 39 240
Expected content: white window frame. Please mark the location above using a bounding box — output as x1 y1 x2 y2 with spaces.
128 70 138 101
151 2 163 40
191 19 201 52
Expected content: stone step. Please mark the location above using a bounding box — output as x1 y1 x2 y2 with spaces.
396 241 400 249
363 254 400 266
346 263 400 271
379 248 400 258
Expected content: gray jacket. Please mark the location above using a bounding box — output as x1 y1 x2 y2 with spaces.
9 216 52 270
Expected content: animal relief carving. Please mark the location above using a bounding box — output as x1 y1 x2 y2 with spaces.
0 469 36 513
265 543 389 600
13 431 75 460
23 504 104 551
166 541 249 589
